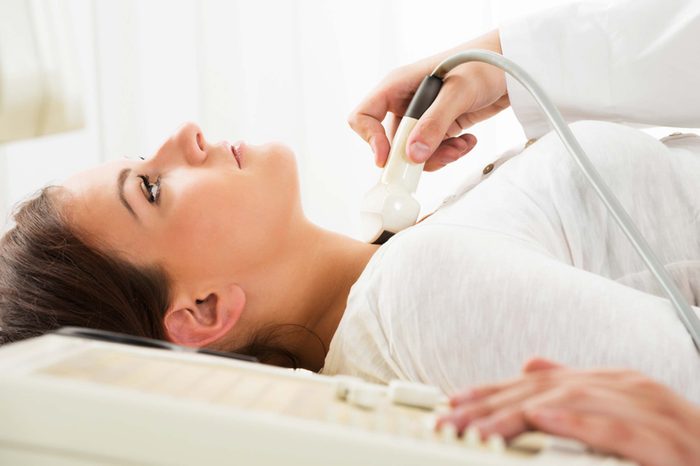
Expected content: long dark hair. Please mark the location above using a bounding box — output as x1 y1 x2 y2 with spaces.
0 187 320 369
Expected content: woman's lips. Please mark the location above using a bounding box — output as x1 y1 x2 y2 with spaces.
230 141 245 169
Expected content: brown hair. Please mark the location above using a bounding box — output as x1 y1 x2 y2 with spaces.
0 187 320 369
0 187 170 344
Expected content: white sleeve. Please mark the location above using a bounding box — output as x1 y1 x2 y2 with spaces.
499 0 700 139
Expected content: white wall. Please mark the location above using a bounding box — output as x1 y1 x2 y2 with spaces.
1 0 695 238
1 0 101 228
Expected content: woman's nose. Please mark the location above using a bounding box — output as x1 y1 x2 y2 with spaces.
170 122 208 166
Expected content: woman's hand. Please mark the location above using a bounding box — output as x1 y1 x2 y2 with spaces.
436 358 700 466
347 29 510 172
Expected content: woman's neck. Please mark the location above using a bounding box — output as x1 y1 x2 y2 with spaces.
242 218 380 370
296 222 380 370
311 230 380 358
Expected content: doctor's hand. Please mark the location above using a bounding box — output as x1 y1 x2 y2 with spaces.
436 358 700 466
348 29 509 172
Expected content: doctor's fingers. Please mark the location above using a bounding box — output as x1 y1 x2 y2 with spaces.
381 112 476 171
348 98 392 168
530 411 695 466
521 387 698 466
422 134 477 172
451 385 697 466
349 64 432 167
436 376 642 435
406 72 509 164
445 95 511 139
353 118 476 171
405 76 479 164
449 366 659 407
443 375 694 445
459 382 675 437
436 380 550 434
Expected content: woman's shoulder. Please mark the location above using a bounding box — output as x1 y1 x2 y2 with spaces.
373 224 516 311
380 223 516 266
378 224 466 273
324 225 478 383
343 224 474 327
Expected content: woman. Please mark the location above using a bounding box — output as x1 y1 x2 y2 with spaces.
0 130 380 371
4 104 698 392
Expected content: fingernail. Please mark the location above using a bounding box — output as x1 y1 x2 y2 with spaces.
408 142 430 163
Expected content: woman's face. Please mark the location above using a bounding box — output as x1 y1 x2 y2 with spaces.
63 122 303 345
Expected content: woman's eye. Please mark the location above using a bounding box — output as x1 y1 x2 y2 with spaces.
138 175 161 204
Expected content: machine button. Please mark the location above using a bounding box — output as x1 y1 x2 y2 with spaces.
346 382 385 410
333 375 364 400
464 425 482 447
488 434 506 453
388 380 445 409
438 422 457 443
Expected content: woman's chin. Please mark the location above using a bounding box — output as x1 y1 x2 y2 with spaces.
263 141 296 158
261 141 299 174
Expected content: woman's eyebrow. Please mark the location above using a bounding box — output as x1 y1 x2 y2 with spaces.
118 168 140 221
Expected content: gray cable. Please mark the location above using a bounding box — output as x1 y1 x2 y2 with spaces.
432 49 700 353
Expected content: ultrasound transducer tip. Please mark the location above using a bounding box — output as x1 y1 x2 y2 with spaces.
359 75 443 245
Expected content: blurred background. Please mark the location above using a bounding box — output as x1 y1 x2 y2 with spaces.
0 0 691 238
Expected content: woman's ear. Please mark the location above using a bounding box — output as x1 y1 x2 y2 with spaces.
163 283 246 348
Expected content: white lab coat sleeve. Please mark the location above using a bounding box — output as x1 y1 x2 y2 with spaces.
499 0 700 139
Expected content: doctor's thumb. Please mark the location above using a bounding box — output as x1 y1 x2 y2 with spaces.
406 118 447 164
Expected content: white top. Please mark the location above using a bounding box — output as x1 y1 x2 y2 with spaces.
321 0 700 404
